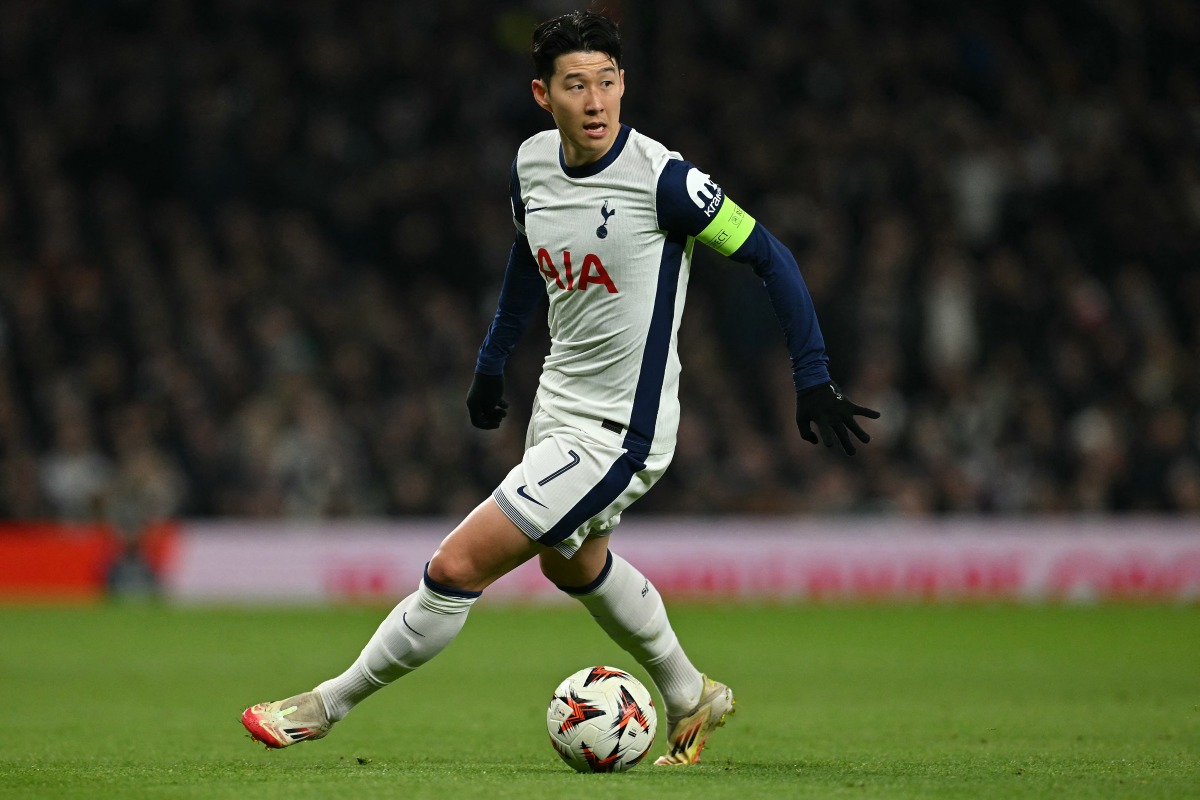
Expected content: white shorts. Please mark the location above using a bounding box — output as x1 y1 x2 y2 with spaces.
493 403 671 558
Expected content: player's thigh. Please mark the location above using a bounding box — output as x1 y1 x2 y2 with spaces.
427 496 541 592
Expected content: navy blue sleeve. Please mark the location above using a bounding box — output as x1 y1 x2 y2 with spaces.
475 159 543 374
475 232 544 375
655 159 728 237
657 157 831 391
729 224 831 390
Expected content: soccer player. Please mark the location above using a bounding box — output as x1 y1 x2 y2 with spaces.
242 10 879 766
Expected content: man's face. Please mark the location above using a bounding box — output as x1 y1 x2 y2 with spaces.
532 50 624 167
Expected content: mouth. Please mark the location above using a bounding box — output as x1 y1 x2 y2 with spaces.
582 121 607 139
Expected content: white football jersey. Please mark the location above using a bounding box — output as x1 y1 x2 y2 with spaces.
477 124 829 458
514 125 754 455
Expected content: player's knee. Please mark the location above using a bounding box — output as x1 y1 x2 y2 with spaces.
425 550 484 593
542 546 611 593
538 550 573 584
542 561 591 589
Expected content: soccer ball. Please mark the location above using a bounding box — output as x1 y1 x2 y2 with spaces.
546 665 657 773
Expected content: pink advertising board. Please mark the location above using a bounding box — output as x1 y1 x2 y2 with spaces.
162 518 1200 604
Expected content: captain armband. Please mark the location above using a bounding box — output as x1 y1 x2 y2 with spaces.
695 197 756 256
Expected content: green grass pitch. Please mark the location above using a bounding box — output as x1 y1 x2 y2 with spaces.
0 602 1197 799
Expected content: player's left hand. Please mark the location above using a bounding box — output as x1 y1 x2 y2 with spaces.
467 372 508 429
795 381 880 456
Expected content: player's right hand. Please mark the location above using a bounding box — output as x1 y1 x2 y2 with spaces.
467 372 508 429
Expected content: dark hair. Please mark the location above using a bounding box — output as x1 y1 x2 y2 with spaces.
531 10 622 83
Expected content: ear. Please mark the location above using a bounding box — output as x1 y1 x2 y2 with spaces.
531 79 553 113
618 68 626 98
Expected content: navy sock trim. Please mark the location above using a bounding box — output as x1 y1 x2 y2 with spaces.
422 563 483 599
555 550 614 596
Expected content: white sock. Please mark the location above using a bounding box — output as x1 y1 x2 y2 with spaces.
560 551 703 717
315 570 479 721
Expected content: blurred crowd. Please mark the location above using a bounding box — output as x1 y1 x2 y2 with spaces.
1 0 1199 529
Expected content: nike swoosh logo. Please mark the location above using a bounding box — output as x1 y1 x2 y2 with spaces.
516 485 548 508
526 206 550 213
402 612 425 637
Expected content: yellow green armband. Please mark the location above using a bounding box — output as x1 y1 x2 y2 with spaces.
695 197 756 256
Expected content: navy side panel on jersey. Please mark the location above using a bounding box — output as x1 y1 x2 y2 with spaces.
624 230 689 456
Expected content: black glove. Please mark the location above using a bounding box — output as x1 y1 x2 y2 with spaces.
795 381 880 456
467 372 508 429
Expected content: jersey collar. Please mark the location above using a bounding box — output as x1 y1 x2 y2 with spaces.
559 124 631 179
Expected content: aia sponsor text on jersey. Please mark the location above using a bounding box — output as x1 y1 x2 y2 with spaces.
536 248 619 293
